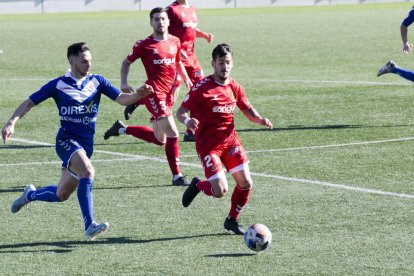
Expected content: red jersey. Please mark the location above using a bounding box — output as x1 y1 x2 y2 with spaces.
166 2 197 56
127 34 181 94
181 76 252 150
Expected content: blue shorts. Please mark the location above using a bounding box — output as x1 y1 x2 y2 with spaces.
55 128 93 170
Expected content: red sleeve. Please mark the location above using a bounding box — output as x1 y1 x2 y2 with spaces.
166 5 176 25
181 87 199 112
235 84 251 111
126 40 144 63
175 38 181 63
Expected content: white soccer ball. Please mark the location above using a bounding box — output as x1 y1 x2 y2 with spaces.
244 223 272 252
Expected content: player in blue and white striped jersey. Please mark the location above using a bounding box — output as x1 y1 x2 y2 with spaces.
2 42 153 240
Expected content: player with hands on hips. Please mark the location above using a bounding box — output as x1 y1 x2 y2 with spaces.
176 43 272 235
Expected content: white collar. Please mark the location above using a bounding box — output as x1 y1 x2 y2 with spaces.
65 69 88 85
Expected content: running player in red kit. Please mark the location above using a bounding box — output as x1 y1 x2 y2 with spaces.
176 44 273 234
168 0 213 142
104 7 193 186
125 0 213 142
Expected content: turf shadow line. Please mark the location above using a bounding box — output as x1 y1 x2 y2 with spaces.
94 141 145 146
206 253 257 257
0 145 53 150
2 185 174 195
0 233 232 254
95 184 176 190
0 249 72 254
4 184 183 194
0 187 27 193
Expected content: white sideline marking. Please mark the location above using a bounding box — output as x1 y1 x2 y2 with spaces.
241 79 412 86
0 158 142 167
251 173 414 199
4 137 414 199
6 138 202 169
0 161 60 167
0 77 411 87
179 136 414 157
248 136 414 153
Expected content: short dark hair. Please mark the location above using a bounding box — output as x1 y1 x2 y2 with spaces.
67 42 89 59
212 44 233 61
150 7 167 20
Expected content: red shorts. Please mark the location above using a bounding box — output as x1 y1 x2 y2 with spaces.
143 91 174 121
197 135 249 180
173 55 204 89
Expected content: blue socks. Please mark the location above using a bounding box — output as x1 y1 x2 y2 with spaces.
27 185 59 202
77 178 94 231
394 67 414 82
25 178 95 231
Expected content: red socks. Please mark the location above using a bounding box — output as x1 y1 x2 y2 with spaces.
196 179 251 221
228 185 251 220
126 126 163 145
196 180 215 196
166 137 180 176
125 128 181 176
136 98 145 105
197 180 251 220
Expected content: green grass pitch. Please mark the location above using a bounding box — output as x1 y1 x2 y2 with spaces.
1 3 414 274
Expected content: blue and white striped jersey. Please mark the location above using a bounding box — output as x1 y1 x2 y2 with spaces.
402 6 414 27
30 70 121 141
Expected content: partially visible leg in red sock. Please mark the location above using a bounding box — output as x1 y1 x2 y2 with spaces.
134 98 145 106
196 180 215 197
165 137 180 176
126 126 164 145
228 185 251 220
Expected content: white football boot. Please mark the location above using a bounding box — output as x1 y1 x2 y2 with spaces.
85 221 109 241
11 184 36 213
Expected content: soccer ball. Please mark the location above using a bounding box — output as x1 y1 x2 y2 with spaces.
244 223 272 252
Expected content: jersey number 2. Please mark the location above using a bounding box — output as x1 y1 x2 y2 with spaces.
204 155 213 168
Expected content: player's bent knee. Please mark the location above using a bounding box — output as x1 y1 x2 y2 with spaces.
81 165 95 179
56 192 71 202
239 180 253 190
157 140 166 146
214 187 228 198
215 192 225 198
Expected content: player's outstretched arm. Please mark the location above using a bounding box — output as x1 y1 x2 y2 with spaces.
2 98 35 144
195 28 213 43
241 107 273 129
116 84 154 106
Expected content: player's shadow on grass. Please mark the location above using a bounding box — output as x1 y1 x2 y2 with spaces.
0 187 28 193
206 253 256 257
0 233 231 254
94 141 145 147
237 124 412 132
95 183 175 190
0 144 53 150
4 183 180 194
